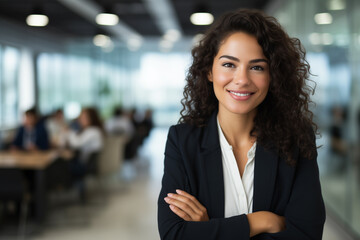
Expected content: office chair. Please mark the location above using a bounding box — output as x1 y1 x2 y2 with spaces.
0 168 30 240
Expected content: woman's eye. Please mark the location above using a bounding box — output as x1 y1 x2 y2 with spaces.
251 66 264 71
222 63 235 68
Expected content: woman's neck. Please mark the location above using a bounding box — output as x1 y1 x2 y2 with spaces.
217 107 256 148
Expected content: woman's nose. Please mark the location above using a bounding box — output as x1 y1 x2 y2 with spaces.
233 66 250 85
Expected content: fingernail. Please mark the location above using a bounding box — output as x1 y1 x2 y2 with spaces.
167 193 173 197
164 197 169 202
176 189 181 194
169 205 174 210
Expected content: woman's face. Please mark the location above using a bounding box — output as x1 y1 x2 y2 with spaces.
79 111 90 128
209 31 270 117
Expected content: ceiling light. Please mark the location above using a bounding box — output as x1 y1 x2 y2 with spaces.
309 33 322 45
322 33 333 45
192 33 205 46
127 37 143 51
190 12 214 25
96 13 119 26
26 14 49 27
314 13 333 24
26 5 49 27
328 0 346 10
163 29 181 42
93 34 112 47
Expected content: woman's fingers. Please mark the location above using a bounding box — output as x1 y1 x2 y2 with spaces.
164 194 198 216
175 189 207 212
169 205 191 221
164 190 209 222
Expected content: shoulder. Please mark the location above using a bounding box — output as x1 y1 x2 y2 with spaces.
168 122 204 142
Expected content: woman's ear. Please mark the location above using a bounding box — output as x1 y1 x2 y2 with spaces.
207 71 213 82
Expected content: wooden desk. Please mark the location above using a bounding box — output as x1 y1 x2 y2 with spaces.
0 151 57 169
0 150 58 222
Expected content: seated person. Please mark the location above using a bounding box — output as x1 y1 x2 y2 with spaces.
46 108 68 148
12 108 50 151
105 106 134 138
64 107 104 178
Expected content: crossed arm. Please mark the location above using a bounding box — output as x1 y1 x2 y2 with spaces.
164 189 285 237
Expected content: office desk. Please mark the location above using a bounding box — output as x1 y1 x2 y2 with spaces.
0 151 57 222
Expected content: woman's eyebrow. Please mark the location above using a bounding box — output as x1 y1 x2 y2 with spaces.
219 55 239 61
250 59 268 64
219 55 268 64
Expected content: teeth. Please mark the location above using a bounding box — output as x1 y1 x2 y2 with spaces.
230 91 251 97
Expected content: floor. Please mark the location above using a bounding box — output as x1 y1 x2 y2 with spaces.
0 128 357 240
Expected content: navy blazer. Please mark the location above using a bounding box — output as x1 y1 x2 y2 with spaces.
13 123 50 150
158 112 325 240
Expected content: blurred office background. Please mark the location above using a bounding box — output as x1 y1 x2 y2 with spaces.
0 0 359 239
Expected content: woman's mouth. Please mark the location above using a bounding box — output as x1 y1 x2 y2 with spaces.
227 90 254 100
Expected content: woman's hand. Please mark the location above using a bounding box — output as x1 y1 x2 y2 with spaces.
247 211 286 237
164 189 209 222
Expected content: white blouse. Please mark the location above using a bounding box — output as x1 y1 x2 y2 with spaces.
67 127 104 163
217 118 256 218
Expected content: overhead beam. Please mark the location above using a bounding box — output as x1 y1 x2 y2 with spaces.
57 0 143 43
143 0 182 36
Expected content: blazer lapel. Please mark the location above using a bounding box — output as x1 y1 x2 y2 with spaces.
200 111 225 218
253 143 278 211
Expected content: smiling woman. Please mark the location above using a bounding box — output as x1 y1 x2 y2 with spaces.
157 8 325 240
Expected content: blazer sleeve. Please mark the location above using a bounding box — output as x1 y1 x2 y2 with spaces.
255 146 326 240
12 127 24 149
158 126 251 240
37 124 50 150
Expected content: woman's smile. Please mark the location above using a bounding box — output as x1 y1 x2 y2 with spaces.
227 90 255 101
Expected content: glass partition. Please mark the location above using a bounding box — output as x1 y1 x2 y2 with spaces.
273 0 360 236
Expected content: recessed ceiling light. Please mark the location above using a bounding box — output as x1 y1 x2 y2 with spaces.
309 33 322 45
328 0 346 10
192 33 205 46
314 13 333 24
322 33 333 45
127 37 143 51
163 29 181 42
26 14 49 27
96 13 119 26
190 12 214 25
93 34 112 47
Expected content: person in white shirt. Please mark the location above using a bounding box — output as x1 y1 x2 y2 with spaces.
46 109 68 148
65 107 104 178
105 107 134 139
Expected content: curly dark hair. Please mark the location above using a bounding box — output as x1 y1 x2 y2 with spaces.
179 9 317 164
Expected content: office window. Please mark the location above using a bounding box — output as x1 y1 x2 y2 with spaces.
1 46 20 127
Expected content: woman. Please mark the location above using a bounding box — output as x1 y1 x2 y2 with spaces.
66 107 104 178
158 9 325 240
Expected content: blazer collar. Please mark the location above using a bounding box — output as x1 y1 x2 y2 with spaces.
201 110 220 150
200 110 225 218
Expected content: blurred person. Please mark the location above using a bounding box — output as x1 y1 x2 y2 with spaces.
62 107 105 200
64 107 104 174
124 108 141 160
12 108 50 151
158 9 325 239
329 106 347 155
46 108 68 148
329 105 348 173
105 106 134 138
139 108 154 139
